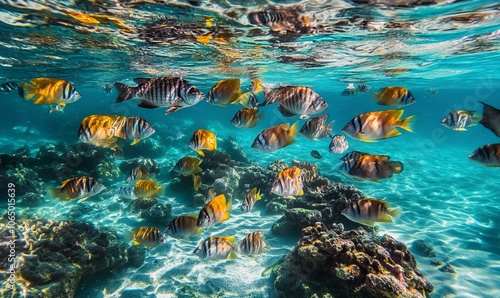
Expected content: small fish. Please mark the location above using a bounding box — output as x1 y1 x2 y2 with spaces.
104 83 113 94
114 77 204 114
196 194 232 229
271 167 303 199
205 188 217 204
133 226 165 247
117 185 134 198
16 78 81 112
329 134 349 154
373 86 416 107
357 84 369 93
194 175 202 191
234 231 267 255
469 144 500 167
193 236 237 260
231 108 263 128
111 146 124 159
310 150 322 159
250 78 263 94
342 110 414 142
299 114 333 140
441 110 481 131
340 83 357 97
262 86 328 119
48 176 105 203
113 116 156 145
127 166 155 182
78 114 125 149
189 129 217 157
241 187 262 212
479 102 500 137
251 122 297 152
164 215 203 239
173 156 203 176
206 78 243 107
0 81 20 93
340 153 403 182
427 88 437 94
341 199 402 227
133 179 164 199
238 92 260 108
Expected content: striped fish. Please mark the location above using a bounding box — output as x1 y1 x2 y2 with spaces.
329 134 349 154
78 114 124 149
48 176 105 203
373 86 416 107
341 199 402 227
189 129 217 157
133 226 165 247
114 77 204 114
271 167 303 199
299 114 333 140
164 215 203 239
340 153 403 182
0 81 20 93
133 179 164 199
196 194 231 229
230 108 263 128
441 110 480 131
193 236 237 259
251 122 297 152
15 78 80 112
262 86 328 119
206 78 243 107
113 116 155 145
339 150 370 162
234 231 267 255
117 185 134 198
241 187 262 212
469 144 500 167
248 9 288 26
173 156 203 176
126 166 155 182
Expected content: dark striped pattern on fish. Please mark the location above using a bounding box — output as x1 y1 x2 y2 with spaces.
341 199 402 227
164 215 202 239
339 153 403 181
48 176 106 202
249 9 287 26
0 81 20 93
263 86 327 119
133 226 165 247
241 187 261 212
196 194 231 229
441 110 478 131
234 231 266 255
193 236 236 259
114 117 155 141
127 166 152 182
479 102 500 137
299 114 333 140
469 143 500 166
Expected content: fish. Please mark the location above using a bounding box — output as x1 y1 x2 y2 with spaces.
114 77 204 114
357 84 369 93
113 116 156 145
262 86 328 119
469 144 500 167
271 167 304 199
189 129 217 157
133 179 164 199
340 153 403 182
193 236 237 260
479 102 500 137
251 122 298 152
132 226 165 247
441 110 481 131
196 194 232 229
117 185 134 198
342 110 414 142
173 156 203 176
250 78 263 94
329 134 349 154
194 175 202 191
230 108 263 128
234 231 267 255
164 215 203 239
299 114 333 140
310 150 322 159
340 151 370 162
238 92 260 108
373 86 416 107
16 78 81 112
48 176 105 203
103 83 113 94
340 83 356 97
78 114 125 149
0 81 20 93
341 199 402 227
126 166 155 182
206 78 243 107
241 187 262 212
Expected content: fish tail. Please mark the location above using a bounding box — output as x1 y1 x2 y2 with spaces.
256 188 262 200
19 82 38 100
388 206 402 219
326 120 334 133
288 121 298 138
114 82 136 103
48 188 61 200
372 92 380 100
389 161 403 174
398 115 415 132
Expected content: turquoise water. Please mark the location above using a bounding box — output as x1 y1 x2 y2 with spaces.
1 1 500 297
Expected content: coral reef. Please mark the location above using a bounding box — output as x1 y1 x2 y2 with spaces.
0 219 143 298
139 203 172 226
121 138 166 159
271 222 434 298
220 135 249 164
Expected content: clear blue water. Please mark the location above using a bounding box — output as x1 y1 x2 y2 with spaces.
1 1 500 297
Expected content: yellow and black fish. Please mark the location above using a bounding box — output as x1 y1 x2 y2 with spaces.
173 156 203 176
193 236 237 259
164 215 203 239
48 176 105 203
234 231 267 255
133 226 165 247
271 167 303 199
196 194 231 229
126 166 155 182
133 179 164 199
340 153 403 182
231 108 263 128
342 199 402 227
373 86 416 107
189 129 217 157
241 187 262 212
193 175 202 191
469 144 500 167
251 122 297 152
78 114 123 149
113 116 156 145
207 78 243 107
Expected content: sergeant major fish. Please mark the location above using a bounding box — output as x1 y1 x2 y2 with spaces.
469 144 500 167
165 215 203 239
197 194 232 229
340 153 403 182
133 179 164 199
251 122 298 152
231 108 263 128
189 129 217 157
234 231 267 255
132 226 165 247
342 199 402 227
441 110 481 131
373 86 416 107
299 114 333 140
271 167 303 199
479 102 500 137
48 176 105 203
114 77 204 114
113 116 156 145
241 187 262 212
193 236 237 260
173 156 203 176
262 86 328 119
127 166 155 182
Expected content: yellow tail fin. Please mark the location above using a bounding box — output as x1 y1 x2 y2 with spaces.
288 121 298 138
19 82 38 101
388 206 402 219
372 92 380 100
399 115 415 132
48 188 61 200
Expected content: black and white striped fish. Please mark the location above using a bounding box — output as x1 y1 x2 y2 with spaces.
248 9 288 26
114 116 155 145
114 77 204 114
341 199 402 227
299 114 333 140
262 86 328 119
339 153 403 182
133 226 165 247
48 176 106 203
469 144 500 167
241 187 261 212
441 110 481 131
0 81 20 93
164 215 203 239
193 236 237 259
234 231 267 255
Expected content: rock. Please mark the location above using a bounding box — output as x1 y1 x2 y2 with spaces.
272 208 322 236
140 203 172 226
129 198 158 211
411 240 436 257
438 263 456 274
119 158 160 177
21 192 45 207
128 246 146 268
271 222 434 298
265 201 288 214
220 135 249 164
123 138 165 159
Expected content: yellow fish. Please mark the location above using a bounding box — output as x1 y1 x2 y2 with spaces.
271 167 303 199
48 176 105 203
132 226 165 247
19 78 81 112
173 157 203 176
342 199 402 227
196 194 231 229
133 180 164 199
231 108 263 128
193 175 202 191
165 215 203 239
207 78 245 107
189 129 217 157
251 122 298 152
373 86 416 107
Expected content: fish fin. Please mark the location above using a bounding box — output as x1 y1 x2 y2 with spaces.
399 115 415 132
133 240 140 246
196 34 212 45
250 78 263 94
472 114 482 124
114 82 136 103
359 134 378 142
453 128 467 131
387 129 402 138
388 207 402 219
372 92 380 100
237 92 255 107
19 82 38 100
284 196 296 200
226 195 232 211
197 150 205 157
221 211 231 222
228 252 238 260
378 214 394 223
193 227 203 236
288 121 298 138
157 185 166 197
389 161 403 174
48 188 61 200
255 188 262 200
479 102 500 137
166 106 182 114
298 189 304 196
137 100 161 109
359 221 376 227
221 236 237 244
326 120 334 133
130 139 141 145
77 196 90 203
133 78 151 84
